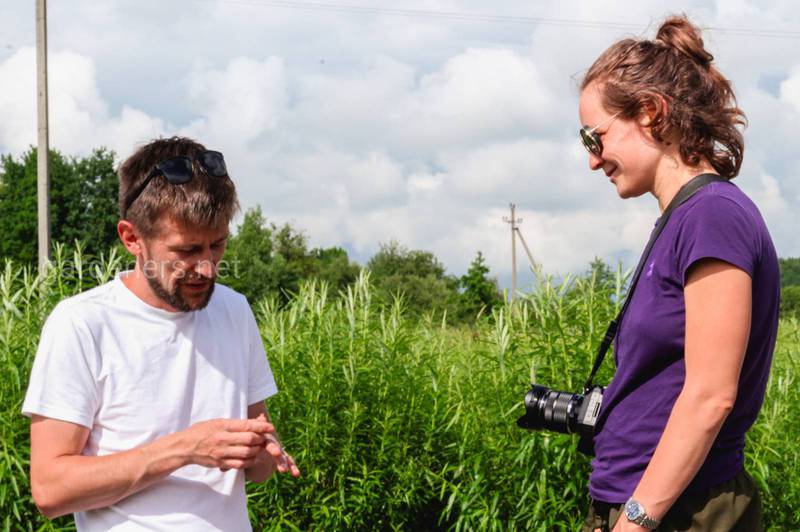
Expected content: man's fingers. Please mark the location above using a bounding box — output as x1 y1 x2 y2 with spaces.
265 440 283 458
265 442 300 477
246 420 276 434
219 457 256 470
221 444 263 460
222 418 275 434
209 416 300 478
275 451 300 477
287 455 301 477
221 431 267 446
280 451 300 477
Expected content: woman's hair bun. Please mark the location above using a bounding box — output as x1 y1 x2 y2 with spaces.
655 15 713 68
581 13 745 179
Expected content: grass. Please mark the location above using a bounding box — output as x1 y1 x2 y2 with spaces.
0 250 798 530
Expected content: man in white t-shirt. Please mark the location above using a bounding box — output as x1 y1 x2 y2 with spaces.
23 136 299 531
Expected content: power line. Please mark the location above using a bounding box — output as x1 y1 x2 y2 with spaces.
196 0 800 39
206 0 644 30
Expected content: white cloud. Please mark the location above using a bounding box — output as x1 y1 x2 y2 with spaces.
0 47 164 158
779 66 800 114
182 56 287 145
2 0 800 283
407 172 444 194
403 47 556 145
0 48 36 153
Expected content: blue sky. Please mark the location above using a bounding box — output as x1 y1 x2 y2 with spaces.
1 1 798 288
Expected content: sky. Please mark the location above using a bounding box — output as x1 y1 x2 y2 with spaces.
1 0 799 290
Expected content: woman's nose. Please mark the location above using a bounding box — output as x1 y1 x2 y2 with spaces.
588 152 604 171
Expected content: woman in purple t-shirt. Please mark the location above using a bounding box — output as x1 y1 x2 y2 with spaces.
577 16 780 532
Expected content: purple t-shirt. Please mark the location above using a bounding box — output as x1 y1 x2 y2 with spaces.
589 180 780 504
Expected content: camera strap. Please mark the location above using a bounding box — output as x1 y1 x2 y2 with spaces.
582 173 728 391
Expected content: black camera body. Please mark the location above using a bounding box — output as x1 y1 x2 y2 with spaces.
516 384 604 453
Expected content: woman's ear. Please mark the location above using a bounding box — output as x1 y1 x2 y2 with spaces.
638 92 670 128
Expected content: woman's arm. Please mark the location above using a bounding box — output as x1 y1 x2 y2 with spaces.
613 258 751 531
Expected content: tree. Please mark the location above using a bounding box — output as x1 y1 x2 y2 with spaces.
459 251 503 320
587 256 616 288
311 246 361 293
0 147 119 265
220 206 275 304
221 206 361 304
270 222 316 298
779 257 800 288
367 241 460 318
780 285 800 320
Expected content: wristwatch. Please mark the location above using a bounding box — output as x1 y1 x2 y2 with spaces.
624 497 660 529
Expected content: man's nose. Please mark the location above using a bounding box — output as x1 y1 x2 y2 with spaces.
193 252 216 278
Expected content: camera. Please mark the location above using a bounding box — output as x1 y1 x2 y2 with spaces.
516 384 604 439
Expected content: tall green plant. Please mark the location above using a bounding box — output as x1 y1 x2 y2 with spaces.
1 253 798 530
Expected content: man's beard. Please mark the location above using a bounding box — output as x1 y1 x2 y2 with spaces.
146 274 215 312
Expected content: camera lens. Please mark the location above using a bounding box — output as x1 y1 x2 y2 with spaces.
517 384 583 434
545 391 575 430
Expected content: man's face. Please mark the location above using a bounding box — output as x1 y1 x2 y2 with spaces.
138 217 229 312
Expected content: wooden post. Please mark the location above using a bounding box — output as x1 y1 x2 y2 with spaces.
36 0 50 272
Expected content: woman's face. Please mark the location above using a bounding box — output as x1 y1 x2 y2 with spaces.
578 83 662 199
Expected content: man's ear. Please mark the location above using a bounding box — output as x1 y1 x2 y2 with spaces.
117 220 143 256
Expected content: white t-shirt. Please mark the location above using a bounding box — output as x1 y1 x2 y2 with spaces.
22 273 278 531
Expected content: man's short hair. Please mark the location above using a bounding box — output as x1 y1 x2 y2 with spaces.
118 136 240 236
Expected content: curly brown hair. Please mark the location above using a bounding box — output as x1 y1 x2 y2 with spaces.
118 136 240 236
581 15 746 179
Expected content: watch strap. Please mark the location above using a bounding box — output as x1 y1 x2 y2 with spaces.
625 497 661 529
634 513 660 529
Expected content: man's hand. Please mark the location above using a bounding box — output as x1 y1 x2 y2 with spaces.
255 413 300 477
183 418 276 471
240 405 301 482
30 415 276 519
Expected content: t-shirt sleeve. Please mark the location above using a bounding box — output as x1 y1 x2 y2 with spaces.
675 194 758 284
244 303 278 405
21 304 99 429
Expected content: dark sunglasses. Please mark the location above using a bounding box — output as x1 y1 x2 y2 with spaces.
579 112 620 157
123 150 228 217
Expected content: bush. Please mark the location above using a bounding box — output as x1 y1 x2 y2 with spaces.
780 285 800 320
1 251 798 530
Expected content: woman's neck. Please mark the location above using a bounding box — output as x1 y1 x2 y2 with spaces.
652 156 717 212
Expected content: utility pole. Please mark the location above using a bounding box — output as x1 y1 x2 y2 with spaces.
514 225 538 273
36 0 50 272
503 203 522 300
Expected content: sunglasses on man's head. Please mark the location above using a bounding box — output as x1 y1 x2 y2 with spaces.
123 150 228 217
579 112 621 157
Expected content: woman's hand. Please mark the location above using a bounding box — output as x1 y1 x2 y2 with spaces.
611 519 649 532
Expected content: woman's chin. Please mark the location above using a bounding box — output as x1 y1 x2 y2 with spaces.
612 180 630 198
613 179 646 200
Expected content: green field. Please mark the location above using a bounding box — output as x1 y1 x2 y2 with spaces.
1 249 798 530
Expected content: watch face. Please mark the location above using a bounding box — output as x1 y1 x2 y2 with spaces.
625 500 643 520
